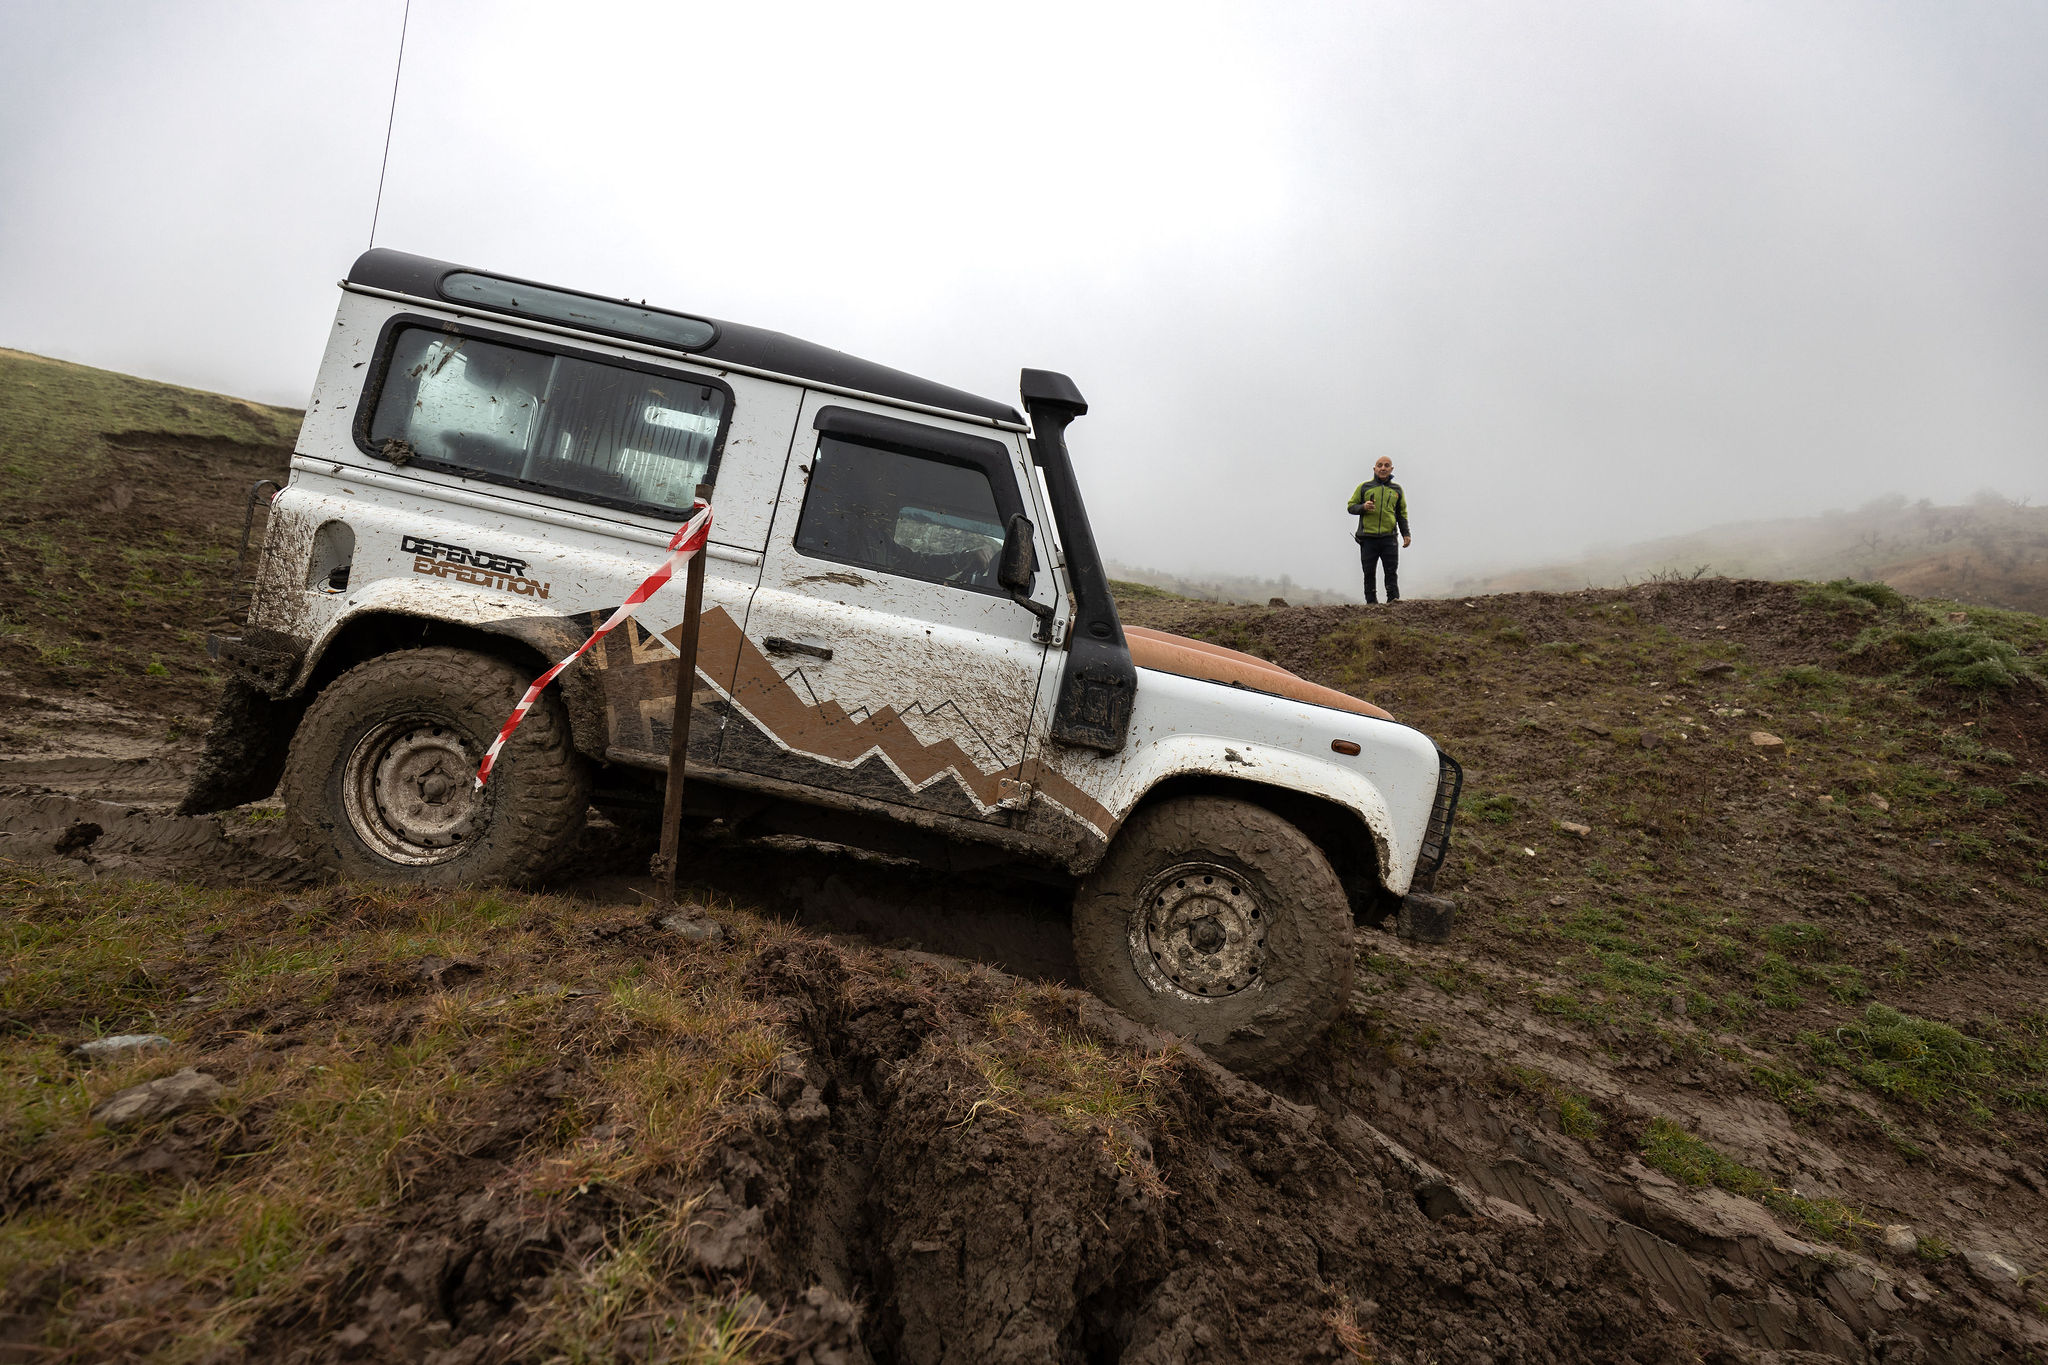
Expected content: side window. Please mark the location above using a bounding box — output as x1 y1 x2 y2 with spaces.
794 436 1006 591
366 328 726 514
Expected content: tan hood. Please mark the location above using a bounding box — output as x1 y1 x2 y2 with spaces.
1124 626 1393 721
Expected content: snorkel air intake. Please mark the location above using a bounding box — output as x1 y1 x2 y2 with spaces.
1020 369 1135 753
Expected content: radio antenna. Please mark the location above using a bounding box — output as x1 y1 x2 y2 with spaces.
368 0 413 248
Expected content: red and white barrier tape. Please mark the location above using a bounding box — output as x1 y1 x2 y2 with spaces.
474 499 713 789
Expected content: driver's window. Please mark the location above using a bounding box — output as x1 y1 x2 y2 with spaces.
793 436 1004 591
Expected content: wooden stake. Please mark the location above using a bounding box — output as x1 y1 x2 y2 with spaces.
654 484 712 908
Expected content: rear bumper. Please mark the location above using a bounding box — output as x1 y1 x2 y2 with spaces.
176 679 303 815
206 633 304 696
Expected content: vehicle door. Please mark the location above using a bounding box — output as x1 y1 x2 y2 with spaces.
716 397 1059 824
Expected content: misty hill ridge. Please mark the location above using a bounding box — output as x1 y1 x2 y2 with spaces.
1456 493 2048 614
1104 560 1354 606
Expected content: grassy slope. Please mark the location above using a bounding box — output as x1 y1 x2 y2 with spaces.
0 349 299 740
0 348 297 500
1123 577 2048 1249
0 877 831 1359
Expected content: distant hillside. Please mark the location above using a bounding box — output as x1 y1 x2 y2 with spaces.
0 349 300 739
1102 560 1353 606
1454 493 2048 614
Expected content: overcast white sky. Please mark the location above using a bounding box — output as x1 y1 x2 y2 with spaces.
4 0 2045 596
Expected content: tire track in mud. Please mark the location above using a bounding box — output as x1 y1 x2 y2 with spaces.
0 786 308 882
1271 938 2048 1362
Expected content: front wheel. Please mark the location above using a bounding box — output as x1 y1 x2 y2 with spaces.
281 647 589 885
1072 796 1355 1072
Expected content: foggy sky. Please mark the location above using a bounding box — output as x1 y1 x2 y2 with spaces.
4 0 2046 598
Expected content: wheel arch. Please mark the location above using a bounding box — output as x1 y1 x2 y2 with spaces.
298 610 611 761
1117 773 1387 921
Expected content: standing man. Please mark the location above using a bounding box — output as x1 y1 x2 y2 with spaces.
1348 456 1411 603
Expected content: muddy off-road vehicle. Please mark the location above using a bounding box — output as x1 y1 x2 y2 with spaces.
185 249 1462 1067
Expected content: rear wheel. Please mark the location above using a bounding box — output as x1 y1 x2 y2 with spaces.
281 647 588 885
1072 796 1354 1072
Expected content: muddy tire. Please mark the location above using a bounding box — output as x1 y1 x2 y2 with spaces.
281 647 588 885
1073 796 1354 1073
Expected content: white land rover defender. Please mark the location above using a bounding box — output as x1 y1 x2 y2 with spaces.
186 250 1462 1069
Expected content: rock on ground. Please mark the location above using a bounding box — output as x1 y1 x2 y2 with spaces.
91 1068 223 1129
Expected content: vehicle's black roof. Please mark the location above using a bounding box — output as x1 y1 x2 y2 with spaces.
347 249 1023 426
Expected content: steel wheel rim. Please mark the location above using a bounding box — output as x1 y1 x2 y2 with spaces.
1129 860 1268 1000
341 715 485 866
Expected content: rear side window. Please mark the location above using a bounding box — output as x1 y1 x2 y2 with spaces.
365 327 726 515
795 436 1005 591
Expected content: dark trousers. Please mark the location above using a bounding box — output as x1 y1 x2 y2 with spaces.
1358 534 1400 602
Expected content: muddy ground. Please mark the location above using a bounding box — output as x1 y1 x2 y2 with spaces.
6 580 2046 1361
4 353 2047 1360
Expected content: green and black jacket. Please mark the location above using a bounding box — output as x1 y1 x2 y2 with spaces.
1348 477 1409 537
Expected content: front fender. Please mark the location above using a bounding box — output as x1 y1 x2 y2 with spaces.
288 578 611 760
1040 667 1444 893
1107 735 1410 889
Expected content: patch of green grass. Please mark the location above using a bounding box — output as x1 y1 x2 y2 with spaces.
1750 1063 1820 1115
1941 731 2017 765
1641 1117 1867 1247
1108 578 1185 601
1800 579 1899 615
1809 963 1870 1004
1851 622 2045 691
1804 1003 2048 1116
1357 951 1412 990
1641 1117 1767 1193
1774 665 1844 693
963 990 1179 1131
1531 990 1609 1026
1558 905 1634 953
1469 794 1519 824
1496 1065 1605 1141
1763 922 1832 959
1589 948 1683 1001
1557 1092 1603 1140
1753 953 1806 1010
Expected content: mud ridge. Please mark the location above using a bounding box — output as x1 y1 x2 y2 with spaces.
727 943 1694 1362
276 937 1695 1364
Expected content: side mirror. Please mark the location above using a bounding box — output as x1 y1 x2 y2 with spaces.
999 513 1056 642
998 513 1036 594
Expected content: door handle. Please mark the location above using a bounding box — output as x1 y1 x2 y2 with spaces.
764 636 833 662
